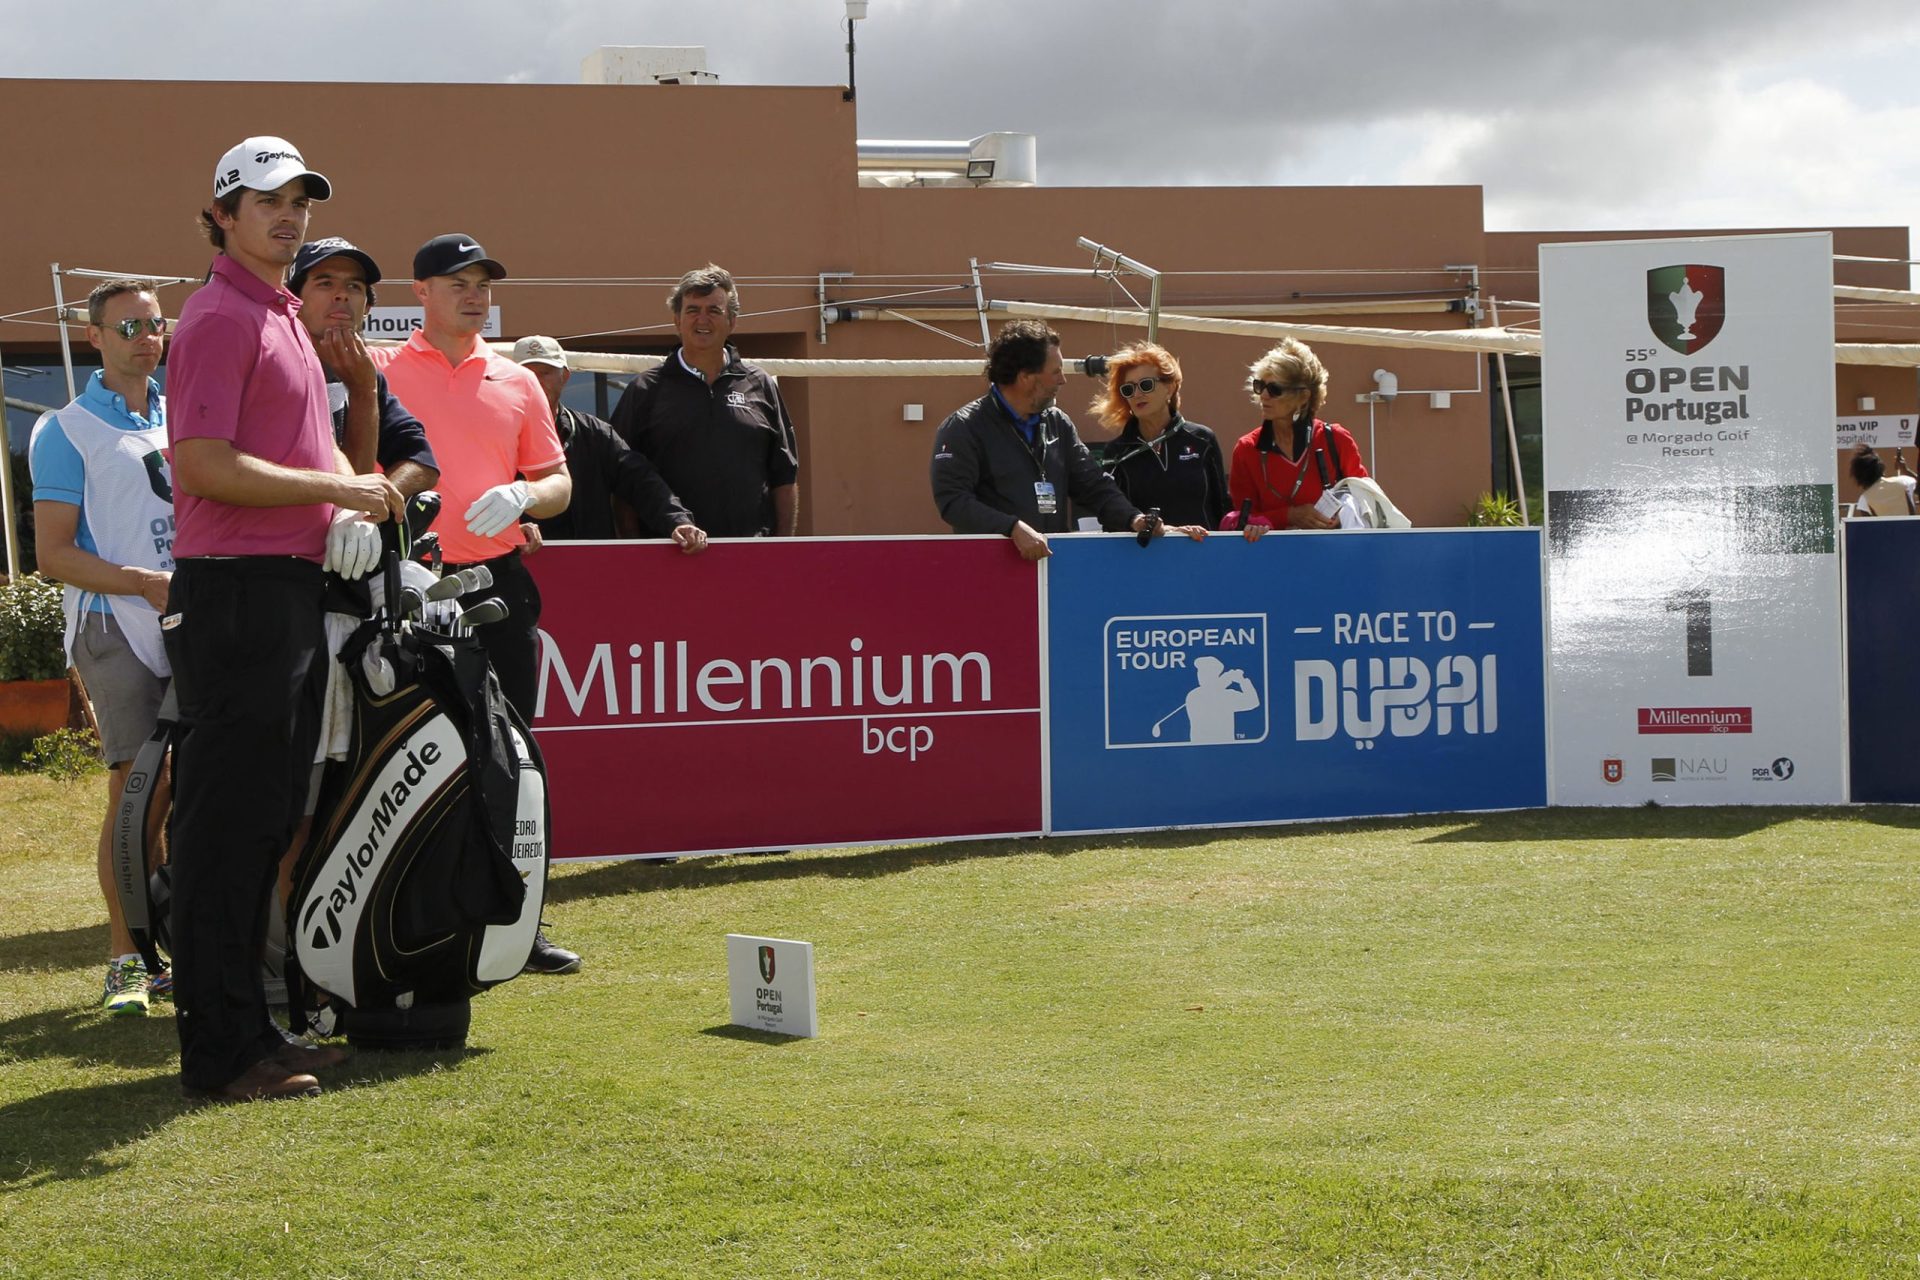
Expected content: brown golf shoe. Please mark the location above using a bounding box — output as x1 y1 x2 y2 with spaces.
184 1059 322 1104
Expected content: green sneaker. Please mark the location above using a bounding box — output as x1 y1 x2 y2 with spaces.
101 956 150 1016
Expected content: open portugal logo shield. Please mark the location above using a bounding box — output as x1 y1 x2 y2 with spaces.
758 945 776 983
1647 264 1726 355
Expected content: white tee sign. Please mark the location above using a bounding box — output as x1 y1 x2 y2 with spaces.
727 934 817 1038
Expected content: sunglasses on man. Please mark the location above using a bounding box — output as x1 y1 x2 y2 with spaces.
102 317 169 339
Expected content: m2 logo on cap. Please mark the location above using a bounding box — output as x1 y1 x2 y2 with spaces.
215 168 242 194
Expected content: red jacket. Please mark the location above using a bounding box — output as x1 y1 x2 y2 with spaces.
1226 418 1368 527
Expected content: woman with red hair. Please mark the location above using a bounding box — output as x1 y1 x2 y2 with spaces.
1091 342 1225 535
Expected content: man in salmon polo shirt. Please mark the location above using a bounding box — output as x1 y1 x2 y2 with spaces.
372 233 580 975
165 136 405 1103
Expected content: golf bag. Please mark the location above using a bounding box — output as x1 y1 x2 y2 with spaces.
111 491 550 1048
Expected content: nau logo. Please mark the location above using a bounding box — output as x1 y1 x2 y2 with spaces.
758 945 776 983
1603 758 1623 785
1647 264 1726 355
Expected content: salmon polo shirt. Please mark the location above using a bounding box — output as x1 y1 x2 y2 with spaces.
371 332 565 565
167 255 336 559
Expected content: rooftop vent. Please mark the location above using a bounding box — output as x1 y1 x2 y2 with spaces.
582 46 721 86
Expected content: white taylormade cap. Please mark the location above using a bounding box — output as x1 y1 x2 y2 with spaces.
212 136 332 201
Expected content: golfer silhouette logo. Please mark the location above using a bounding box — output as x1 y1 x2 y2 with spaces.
1151 656 1261 744
1103 613 1269 749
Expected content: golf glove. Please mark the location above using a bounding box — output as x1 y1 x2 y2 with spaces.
466 480 533 539
324 509 382 580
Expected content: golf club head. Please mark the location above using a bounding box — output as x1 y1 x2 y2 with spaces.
398 586 426 620
404 491 443 546
410 531 440 564
457 597 510 629
424 563 492 603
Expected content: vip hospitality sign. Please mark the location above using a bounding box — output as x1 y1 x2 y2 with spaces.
1836 414 1918 450
527 539 1042 857
1045 531 1545 834
366 306 501 339
1540 233 1844 804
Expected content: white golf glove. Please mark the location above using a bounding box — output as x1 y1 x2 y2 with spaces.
324 509 382 580
466 480 533 539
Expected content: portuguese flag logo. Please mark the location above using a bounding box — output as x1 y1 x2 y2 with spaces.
1646 264 1726 355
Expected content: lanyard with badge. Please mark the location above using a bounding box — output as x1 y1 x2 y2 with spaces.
1015 417 1058 515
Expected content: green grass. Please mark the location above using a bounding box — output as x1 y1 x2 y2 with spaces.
5 779 1920 1277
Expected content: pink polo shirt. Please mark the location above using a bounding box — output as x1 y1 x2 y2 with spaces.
167 255 335 559
372 332 565 564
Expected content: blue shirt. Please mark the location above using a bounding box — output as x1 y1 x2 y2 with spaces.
29 370 165 614
990 385 1043 446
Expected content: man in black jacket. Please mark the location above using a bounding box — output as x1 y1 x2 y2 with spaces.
608 265 798 538
511 336 707 551
931 319 1161 561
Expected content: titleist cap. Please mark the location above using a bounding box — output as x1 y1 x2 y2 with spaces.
212 136 331 201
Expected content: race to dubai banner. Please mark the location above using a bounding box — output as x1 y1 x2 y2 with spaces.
526 538 1043 858
1540 233 1844 804
1044 530 1546 834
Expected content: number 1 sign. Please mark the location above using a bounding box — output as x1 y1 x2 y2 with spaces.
1539 234 1845 804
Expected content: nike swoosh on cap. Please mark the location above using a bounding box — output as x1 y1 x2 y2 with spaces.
457 242 480 253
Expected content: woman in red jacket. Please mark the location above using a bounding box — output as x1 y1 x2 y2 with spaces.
1225 337 1368 539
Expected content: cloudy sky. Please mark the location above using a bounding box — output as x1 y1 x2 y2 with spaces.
4 0 1916 258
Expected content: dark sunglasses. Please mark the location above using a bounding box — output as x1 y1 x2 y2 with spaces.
104 317 169 339
1118 376 1163 398
1250 376 1306 397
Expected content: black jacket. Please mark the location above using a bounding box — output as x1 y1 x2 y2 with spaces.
931 390 1140 535
534 407 693 541
1100 414 1230 529
609 347 798 537
326 369 438 478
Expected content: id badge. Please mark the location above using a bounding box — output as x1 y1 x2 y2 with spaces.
1034 481 1058 515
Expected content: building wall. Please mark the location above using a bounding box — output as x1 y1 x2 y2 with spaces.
1 77 1905 533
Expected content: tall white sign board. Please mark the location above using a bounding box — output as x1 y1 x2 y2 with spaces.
1541 233 1844 804
727 934 818 1038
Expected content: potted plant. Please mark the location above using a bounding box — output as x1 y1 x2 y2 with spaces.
0 572 71 735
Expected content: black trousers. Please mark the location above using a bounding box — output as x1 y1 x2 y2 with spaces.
163 557 326 1091
447 549 542 723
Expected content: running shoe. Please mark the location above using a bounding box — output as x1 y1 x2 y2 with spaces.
101 956 150 1016
148 964 173 1001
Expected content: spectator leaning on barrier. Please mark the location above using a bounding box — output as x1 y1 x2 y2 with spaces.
609 264 800 538
369 234 580 977
931 318 1166 561
1093 341 1227 533
1226 337 1369 540
1849 442 1917 517
166 136 406 1103
28 279 178 1017
511 335 707 552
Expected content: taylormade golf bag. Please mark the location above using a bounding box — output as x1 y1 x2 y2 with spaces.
111 491 550 1048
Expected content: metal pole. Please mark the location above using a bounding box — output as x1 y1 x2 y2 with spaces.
1489 296 1531 524
1075 236 1162 344
968 258 991 348
51 264 77 401
0 347 22 578
1147 270 1162 345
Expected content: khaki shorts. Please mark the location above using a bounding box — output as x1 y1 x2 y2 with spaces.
71 611 168 765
